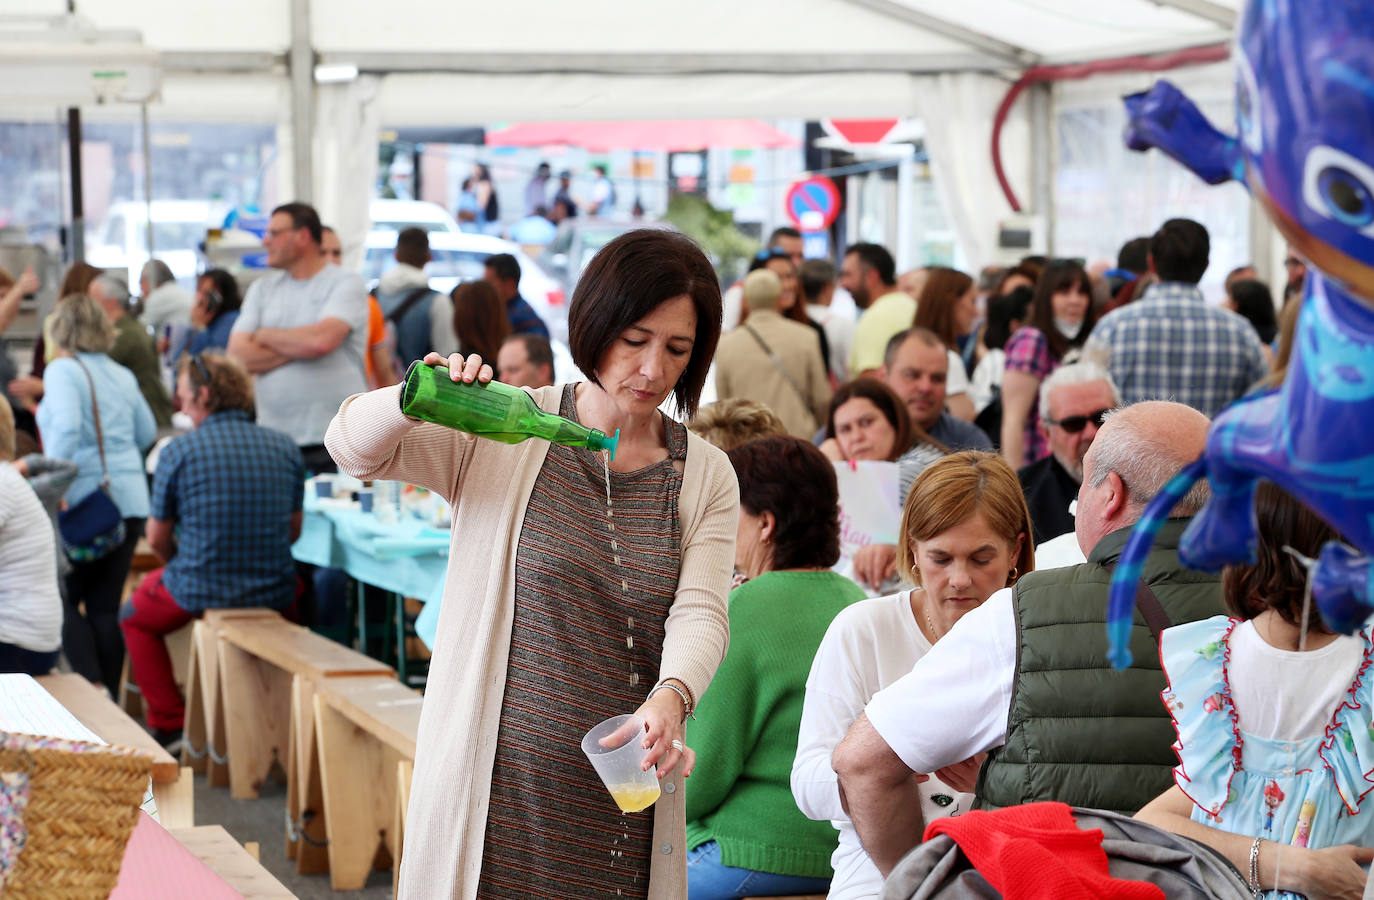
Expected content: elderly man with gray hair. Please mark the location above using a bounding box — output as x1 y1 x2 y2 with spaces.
1018 361 1122 546
713 268 831 439
89 274 173 428
833 400 1227 877
138 259 193 335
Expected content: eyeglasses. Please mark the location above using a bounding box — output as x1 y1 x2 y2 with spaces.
1045 408 1111 433
1283 257 1304 267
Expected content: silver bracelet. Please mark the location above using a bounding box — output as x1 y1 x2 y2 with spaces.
648 680 695 720
1248 835 1262 897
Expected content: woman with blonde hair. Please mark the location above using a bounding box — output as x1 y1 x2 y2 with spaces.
37 293 156 692
793 451 1034 900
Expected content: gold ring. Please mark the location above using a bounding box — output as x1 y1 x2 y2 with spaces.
671 739 684 752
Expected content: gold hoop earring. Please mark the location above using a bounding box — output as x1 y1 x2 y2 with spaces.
1007 566 1019 586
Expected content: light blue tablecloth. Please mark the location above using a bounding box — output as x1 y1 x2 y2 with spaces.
292 494 449 648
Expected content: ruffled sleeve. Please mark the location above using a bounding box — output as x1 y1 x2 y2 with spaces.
1160 615 1243 819
1319 625 1374 814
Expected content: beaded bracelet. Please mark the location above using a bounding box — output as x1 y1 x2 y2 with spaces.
648 680 695 720
1248 835 1262 898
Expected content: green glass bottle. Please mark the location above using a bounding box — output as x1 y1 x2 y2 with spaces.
400 361 619 459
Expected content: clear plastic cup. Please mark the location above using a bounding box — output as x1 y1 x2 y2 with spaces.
581 714 661 814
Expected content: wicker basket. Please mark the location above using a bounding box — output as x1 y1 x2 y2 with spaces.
0 731 152 899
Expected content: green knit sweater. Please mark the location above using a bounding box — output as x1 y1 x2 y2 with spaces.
685 569 865 878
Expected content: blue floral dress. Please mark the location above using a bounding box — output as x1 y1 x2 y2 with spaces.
1161 616 1374 898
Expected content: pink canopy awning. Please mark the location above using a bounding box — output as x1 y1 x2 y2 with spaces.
484 119 801 152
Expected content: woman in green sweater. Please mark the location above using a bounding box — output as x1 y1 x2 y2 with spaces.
686 435 866 898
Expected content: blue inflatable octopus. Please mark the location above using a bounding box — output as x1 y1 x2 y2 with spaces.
1106 0 1374 667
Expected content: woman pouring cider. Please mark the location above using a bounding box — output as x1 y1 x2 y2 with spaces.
326 229 739 899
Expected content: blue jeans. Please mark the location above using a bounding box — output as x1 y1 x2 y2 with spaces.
686 840 831 900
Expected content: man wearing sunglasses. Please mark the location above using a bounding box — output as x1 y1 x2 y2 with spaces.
1017 362 1121 546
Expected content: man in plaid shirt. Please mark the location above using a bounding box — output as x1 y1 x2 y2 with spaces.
119 352 304 748
1083 218 1268 418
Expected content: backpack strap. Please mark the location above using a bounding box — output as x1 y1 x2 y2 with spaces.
383 286 434 324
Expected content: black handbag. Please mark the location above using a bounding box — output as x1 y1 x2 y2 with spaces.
57 357 126 562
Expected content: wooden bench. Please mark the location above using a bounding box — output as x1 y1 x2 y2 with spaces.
36 673 195 828
167 825 296 899
313 675 423 890
213 616 395 874
182 609 283 788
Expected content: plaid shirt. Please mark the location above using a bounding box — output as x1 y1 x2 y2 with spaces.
1004 326 1058 464
1084 282 1268 418
151 410 305 613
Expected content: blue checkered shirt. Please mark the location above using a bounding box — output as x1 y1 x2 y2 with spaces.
1084 282 1268 418
151 410 305 613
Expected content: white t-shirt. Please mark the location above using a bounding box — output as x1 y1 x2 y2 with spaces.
1223 619 1365 741
946 348 970 400
793 592 973 900
0 465 62 653
808 303 856 382
969 347 1004 415
865 587 1017 774
232 265 368 446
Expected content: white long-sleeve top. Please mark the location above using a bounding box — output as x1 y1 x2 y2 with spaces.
791 591 972 900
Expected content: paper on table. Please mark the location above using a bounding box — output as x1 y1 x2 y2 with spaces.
0 673 159 820
0 673 105 745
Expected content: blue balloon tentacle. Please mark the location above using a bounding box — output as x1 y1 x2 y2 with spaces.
1106 457 1209 670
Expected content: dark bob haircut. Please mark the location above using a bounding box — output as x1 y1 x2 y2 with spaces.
727 435 841 570
568 229 722 418
1223 483 1342 630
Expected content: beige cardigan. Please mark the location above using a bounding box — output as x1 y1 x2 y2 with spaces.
325 383 739 900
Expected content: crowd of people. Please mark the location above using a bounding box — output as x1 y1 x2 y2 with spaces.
1 197 1367 900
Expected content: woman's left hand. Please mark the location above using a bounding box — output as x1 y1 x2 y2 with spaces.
634 686 696 779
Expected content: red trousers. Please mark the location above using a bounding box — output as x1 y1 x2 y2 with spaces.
119 569 299 731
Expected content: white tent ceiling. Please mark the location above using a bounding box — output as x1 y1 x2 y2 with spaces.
8 0 1237 123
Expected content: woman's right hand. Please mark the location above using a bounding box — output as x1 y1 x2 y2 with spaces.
423 352 493 384
853 543 898 590
818 438 846 463
1293 844 1373 900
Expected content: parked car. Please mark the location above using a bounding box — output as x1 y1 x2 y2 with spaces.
369 199 461 235
539 219 675 297
85 200 222 289
361 230 571 346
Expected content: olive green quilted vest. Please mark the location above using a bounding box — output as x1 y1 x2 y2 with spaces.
974 519 1227 816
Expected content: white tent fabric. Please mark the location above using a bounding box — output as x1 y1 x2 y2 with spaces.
4 0 1243 267
314 75 381 273
913 73 1030 272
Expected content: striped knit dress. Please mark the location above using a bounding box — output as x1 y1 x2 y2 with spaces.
478 384 687 899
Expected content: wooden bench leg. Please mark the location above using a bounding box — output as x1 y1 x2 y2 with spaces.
181 622 210 776
315 695 397 891
287 675 330 873
218 640 291 799
154 766 195 829
393 759 412 898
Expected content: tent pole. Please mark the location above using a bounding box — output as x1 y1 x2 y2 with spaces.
896 146 915 272
288 0 314 202
67 107 85 263
142 102 155 265
1029 82 1054 254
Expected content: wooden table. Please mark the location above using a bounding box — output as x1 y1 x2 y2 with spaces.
36 673 194 828
168 825 297 899
314 676 423 890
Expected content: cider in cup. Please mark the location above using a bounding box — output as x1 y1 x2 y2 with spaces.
581 714 661 814
607 782 662 814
